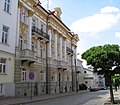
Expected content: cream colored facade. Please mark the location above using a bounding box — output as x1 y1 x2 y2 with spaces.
83 68 95 88
15 0 79 96
0 0 18 96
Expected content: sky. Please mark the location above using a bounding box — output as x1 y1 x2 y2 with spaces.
40 0 120 66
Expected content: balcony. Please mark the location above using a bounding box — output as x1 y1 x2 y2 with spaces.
32 26 49 41
58 61 67 70
19 49 37 65
66 47 73 55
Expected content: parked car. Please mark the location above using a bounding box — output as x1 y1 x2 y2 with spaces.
89 87 99 92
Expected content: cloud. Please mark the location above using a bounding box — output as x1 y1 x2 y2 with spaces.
71 6 120 34
100 6 119 14
115 32 120 38
40 0 53 9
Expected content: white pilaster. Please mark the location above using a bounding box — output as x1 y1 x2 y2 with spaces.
60 36 62 61
64 39 67 62
16 8 20 47
48 29 52 57
72 46 75 65
54 33 57 60
28 10 33 50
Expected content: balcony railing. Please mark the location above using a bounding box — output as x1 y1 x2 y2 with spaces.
20 49 37 61
32 26 49 40
66 47 73 54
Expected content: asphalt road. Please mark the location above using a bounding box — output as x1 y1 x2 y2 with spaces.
23 90 109 105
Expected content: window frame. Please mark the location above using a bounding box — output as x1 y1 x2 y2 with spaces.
0 58 7 74
4 0 11 13
2 25 9 44
21 69 27 82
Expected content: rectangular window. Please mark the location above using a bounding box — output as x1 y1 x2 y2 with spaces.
21 69 26 82
0 58 6 74
4 0 10 13
0 84 2 93
2 25 9 44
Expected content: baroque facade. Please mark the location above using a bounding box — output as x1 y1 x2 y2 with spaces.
15 0 79 96
0 0 18 96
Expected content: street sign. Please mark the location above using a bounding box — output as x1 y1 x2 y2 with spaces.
29 72 35 80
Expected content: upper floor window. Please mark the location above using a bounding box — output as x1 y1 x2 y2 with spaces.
0 58 7 74
41 24 44 31
32 18 38 27
2 25 9 44
19 36 23 49
4 0 11 13
20 8 28 24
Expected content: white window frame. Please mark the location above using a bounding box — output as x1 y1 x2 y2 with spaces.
0 58 7 74
21 69 26 82
4 0 11 13
2 25 9 44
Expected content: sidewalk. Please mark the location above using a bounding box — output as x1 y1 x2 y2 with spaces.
0 90 88 105
104 89 120 105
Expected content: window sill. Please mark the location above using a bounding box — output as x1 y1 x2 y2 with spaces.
3 9 11 15
0 42 10 46
0 73 7 75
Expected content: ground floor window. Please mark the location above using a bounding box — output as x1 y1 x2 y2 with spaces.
0 84 2 93
0 58 7 74
21 68 26 82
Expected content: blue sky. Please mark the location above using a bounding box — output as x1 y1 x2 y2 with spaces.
40 0 120 65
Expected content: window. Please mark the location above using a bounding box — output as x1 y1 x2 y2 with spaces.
32 18 38 27
19 36 23 49
31 41 34 51
0 84 2 93
40 71 44 81
41 23 44 31
0 58 7 74
4 0 11 13
32 18 36 27
21 68 26 82
2 25 9 44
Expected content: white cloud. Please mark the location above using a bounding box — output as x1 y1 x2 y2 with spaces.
71 6 120 34
115 32 120 38
100 6 119 14
40 0 53 9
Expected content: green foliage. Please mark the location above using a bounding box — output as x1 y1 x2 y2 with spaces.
82 44 120 74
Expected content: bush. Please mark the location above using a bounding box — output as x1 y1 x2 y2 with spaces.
79 83 87 90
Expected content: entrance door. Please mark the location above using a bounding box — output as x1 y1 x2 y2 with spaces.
59 73 61 93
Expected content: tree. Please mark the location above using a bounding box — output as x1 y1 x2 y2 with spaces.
81 44 120 104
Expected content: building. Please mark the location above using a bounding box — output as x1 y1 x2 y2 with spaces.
83 68 95 88
76 59 85 84
15 0 79 96
0 0 18 96
94 73 105 88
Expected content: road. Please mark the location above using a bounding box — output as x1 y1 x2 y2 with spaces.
23 90 109 105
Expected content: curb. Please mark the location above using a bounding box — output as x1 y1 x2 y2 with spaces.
7 91 88 105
